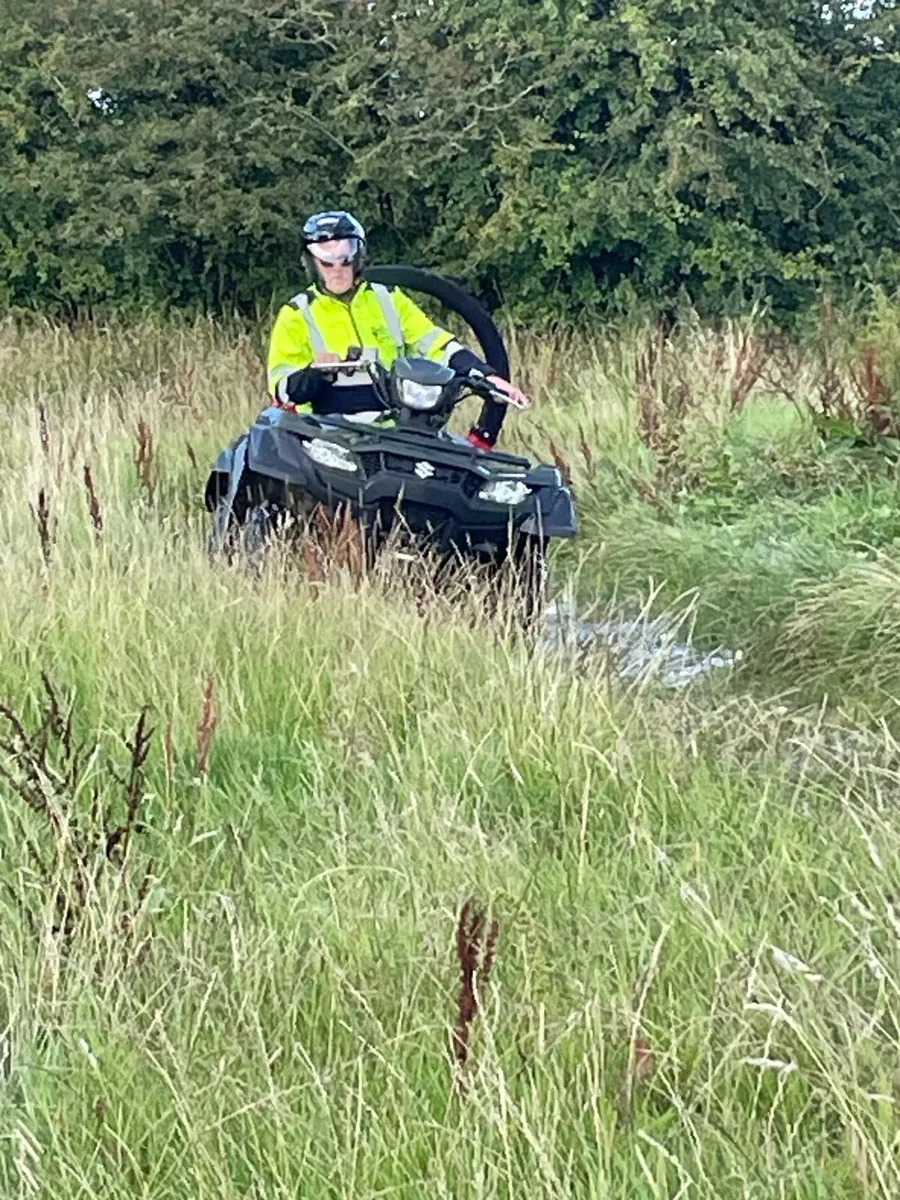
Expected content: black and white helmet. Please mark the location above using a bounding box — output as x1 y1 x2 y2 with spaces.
301 210 367 278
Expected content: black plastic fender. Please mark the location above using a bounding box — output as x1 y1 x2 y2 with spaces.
205 434 247 518
363 265 510 380
519 488 578 538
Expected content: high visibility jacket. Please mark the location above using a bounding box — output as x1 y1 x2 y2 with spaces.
266 281 465 402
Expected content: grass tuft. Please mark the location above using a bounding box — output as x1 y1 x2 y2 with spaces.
0 310 899 1195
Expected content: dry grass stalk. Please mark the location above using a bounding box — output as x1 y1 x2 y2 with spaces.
729 330 772 411
299 504 367 582
818 353 850 422
628 471 671 518
38 404 86 484
57 431 85 485
323 504 366 576
578 423 594 472
32 488 54 568
0 675 154 953
635 327 694 477
302 541 325 585
83 464 103 538
166 363 197 411
38 402 51 460
105 709 153 866
452 898 499 1088
636 337 663 452
163 720 175 785
766 330 897 443
185 442 199 471
196 674 217 780
548 439 573 489
134 418 158 505
759 336 808 412
615 1030 658 1126
849 343 895 436
632 1034 656 1081
238 339 265 382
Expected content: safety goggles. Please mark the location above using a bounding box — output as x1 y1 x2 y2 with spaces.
308 238 359 266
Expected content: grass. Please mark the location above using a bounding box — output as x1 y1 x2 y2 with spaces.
0 310 899 1196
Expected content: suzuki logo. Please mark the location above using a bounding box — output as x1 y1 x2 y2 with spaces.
414 461 436 479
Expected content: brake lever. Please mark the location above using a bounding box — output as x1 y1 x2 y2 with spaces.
465 368 528 410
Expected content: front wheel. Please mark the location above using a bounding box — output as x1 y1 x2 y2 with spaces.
208 500 281 571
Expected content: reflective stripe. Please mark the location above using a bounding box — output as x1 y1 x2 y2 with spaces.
415 328 444 355
289 292 328 355
370 283 405 350
415 327 458 363
269 364 296 402
441 338 465 364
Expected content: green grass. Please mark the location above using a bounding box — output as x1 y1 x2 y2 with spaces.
1 314 899 1197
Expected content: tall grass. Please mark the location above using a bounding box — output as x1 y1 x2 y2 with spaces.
1 312 899 1196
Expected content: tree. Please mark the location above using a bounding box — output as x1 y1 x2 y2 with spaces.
0 0 897 320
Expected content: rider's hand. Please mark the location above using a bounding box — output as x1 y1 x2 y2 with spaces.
314 350 356 379
487 375 531 410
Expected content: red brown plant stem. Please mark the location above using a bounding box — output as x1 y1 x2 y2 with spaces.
196 675 217 779
452 899 499 1082
134 418 157 505
32 489 54 568
38 403 51 459
164 721 175 784
83 464 103 538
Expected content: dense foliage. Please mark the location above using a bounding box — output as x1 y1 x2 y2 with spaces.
1 0 898 319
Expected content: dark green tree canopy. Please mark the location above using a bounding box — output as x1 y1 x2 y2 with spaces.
1 0 897 320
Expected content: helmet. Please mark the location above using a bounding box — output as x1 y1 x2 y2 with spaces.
302 210 367 281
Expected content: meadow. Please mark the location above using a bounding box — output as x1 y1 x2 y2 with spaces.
1 306 899 1197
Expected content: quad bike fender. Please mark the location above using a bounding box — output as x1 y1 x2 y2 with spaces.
249 411 324 481
519 488 577 539
204 434 247 512
206 436 251 556
205 412 315 514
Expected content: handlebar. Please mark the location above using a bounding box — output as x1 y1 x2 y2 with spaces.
306 360 371 373
303 360 524 409
465 368 528 409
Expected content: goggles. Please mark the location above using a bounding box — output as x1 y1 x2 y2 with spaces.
308 238 359 266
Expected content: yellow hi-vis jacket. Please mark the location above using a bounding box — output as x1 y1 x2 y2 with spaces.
266 281 464 402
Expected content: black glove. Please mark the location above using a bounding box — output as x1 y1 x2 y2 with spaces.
284 367 331 404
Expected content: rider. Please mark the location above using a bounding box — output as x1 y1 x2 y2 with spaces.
266 210 529 450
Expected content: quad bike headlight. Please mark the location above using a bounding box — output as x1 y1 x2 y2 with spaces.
303 438 359 473
477 479 532 505
398 378 444 411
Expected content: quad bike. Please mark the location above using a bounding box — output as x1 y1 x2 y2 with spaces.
204 268 577 613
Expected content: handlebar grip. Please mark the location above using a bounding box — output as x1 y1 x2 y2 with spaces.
465 369 525 409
